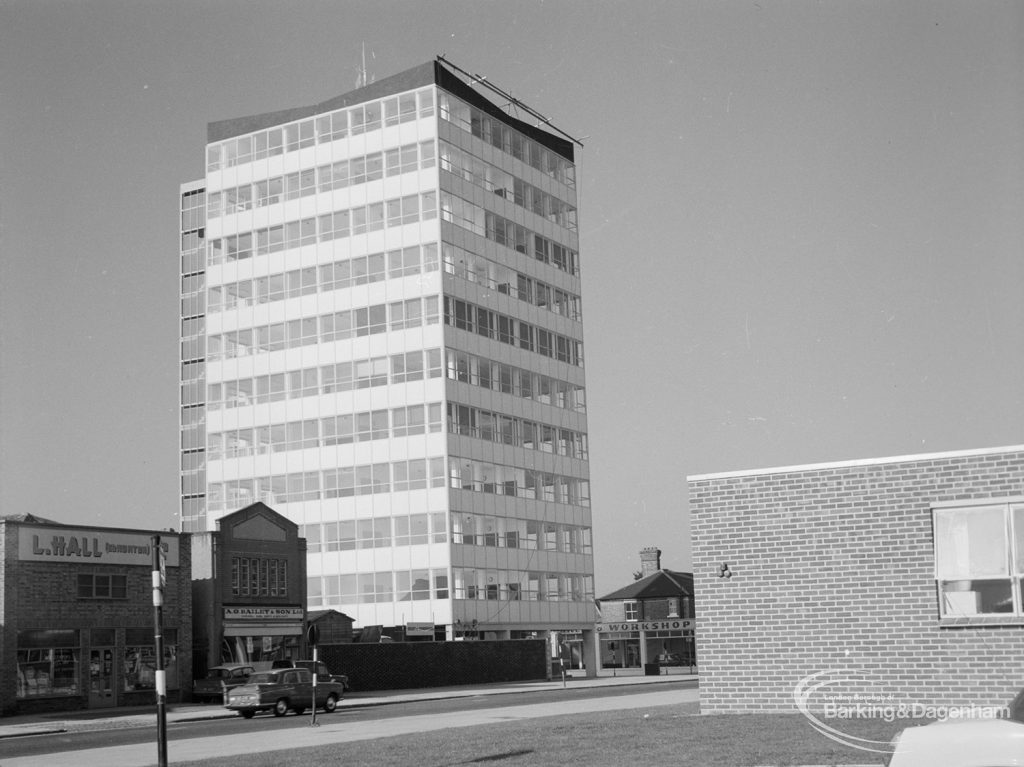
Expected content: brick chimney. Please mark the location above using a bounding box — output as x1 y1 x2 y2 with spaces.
639 547 662 577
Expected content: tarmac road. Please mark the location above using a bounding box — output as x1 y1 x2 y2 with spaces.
0 674 697 767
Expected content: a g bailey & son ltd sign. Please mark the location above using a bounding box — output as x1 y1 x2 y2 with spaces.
223 607 304 620
18 526 180 567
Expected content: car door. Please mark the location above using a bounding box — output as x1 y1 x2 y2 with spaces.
288 670 312 707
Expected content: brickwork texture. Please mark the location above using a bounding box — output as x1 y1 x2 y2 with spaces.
317 639 548 691
1 522 192 716
689 448 1024 713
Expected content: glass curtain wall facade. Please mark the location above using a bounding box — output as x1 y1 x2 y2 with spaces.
179 60 595 637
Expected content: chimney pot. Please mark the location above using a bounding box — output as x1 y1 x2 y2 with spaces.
639 547 662 577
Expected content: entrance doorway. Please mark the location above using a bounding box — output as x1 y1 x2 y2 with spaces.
89 648 116 707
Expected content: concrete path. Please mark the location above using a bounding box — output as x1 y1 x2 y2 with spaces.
0 678 697 767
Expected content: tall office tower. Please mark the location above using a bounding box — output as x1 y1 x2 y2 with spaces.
179 59 594 647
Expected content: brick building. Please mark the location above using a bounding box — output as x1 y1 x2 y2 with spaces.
191 502 308 677
0 515 191 716
595 547 695 671
688 445 1024 714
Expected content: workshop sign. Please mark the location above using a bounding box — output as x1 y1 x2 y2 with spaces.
596 619 696 633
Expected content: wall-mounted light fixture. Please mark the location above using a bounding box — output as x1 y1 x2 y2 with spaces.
718 562 733 579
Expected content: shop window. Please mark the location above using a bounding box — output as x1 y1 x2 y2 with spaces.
17 630 80 698
934 501 1024 619
124 628 179 691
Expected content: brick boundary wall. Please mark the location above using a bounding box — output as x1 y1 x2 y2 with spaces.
689 448 1024 714
317 639 548 691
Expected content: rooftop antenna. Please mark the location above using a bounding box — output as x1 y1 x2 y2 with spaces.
436 54 584 147
355 43 376 88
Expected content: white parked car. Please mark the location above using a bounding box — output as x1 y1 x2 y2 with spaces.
886 689 1024 766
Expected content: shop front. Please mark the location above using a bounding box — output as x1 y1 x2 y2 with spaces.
1 517 191 716
596 619 696 672
220 606 304 665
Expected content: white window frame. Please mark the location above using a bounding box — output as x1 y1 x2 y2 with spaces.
624 600 639 622
933 497 1024 620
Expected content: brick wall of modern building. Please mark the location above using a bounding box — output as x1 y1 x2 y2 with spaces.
688 446 1024 714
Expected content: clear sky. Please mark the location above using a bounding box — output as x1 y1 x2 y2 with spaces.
2 0 1021 594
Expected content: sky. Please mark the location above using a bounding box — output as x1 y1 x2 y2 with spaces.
1 0 1022 594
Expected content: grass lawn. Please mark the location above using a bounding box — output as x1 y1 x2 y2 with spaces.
179 702 907 767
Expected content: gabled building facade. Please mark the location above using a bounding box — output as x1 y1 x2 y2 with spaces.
595 548 695 671
191 502 307 676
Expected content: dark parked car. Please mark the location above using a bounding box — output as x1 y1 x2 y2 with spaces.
224 667 345 718
192 664 255 703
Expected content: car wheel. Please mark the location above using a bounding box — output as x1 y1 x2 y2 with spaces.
324 693 338 713
240 711 255 719
273 698 289 717
293 706 305 716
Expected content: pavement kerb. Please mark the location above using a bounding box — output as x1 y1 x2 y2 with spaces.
0 672 694 740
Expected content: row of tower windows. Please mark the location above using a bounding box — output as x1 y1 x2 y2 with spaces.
207 88 435 172
307 568 450 606
205 85 575 191
451 513 592 555
447 403 588 460
206 348 443 410
202 239 580 326
207 244 438 313
440 140 576 231
200 399 584 465
302 512 448 551
203 296 439 362
207 191 437 266
451 568 593 603
437 91 576 187
444 297 583 367
207 456 589 514
207 140 435 219
207 457 447 512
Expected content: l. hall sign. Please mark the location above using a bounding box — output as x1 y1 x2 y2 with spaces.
596 619 696 633
18 526 180 567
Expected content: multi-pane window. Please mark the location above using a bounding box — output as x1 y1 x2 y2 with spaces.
440 141 577 230
442 244 582 321
303 513 446 554
934 501 1024 617
207 192 437 265
624 600 640 621
438 91 575 187
307 567 449 608
77 574 128 599
447 457 590 507
231 557 289 597
451 513 592 554
445 349 586 412
444 297 582 366
447 402 587 458
207 349 444 412
451 569 592 603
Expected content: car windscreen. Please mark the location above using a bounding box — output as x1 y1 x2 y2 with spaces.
245 673 275 684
